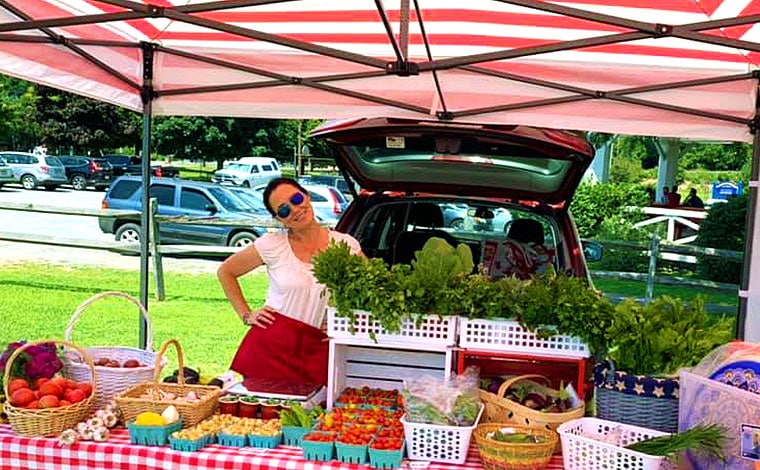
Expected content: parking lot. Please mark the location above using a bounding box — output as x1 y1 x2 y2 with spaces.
0 184 223 273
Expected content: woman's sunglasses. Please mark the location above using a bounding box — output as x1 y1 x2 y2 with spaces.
276 192 305 219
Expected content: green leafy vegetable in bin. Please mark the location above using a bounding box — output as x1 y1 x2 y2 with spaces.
626 424 727 462
402 389 480 426
280 403 312 428
491 430 546 444
453 394 480 426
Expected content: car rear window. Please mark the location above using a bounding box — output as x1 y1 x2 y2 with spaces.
109 179 141 200
107 156 131 166
150 184 175 206
309 190 328 202
44 156 63 166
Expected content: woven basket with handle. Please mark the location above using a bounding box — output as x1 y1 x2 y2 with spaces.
3 339 96 437
479 374 584 453
474 423 557 470
114 339 219 428
62 291 165 410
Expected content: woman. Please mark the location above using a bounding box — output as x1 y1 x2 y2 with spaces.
218 177 362 392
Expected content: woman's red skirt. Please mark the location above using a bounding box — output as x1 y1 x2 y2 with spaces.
230 312 328 394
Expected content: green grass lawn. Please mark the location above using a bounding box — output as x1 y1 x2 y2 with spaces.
0 263 268 379
592 277 738 309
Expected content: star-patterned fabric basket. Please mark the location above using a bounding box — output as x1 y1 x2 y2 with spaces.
594 361 679 433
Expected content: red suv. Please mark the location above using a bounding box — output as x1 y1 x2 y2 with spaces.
312 118 600 279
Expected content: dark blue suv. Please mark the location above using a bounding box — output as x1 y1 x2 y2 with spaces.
98 176 271 247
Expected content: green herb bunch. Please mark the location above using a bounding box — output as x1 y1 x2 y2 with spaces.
627 424 727 462
607 296 733 376
519 269 615 358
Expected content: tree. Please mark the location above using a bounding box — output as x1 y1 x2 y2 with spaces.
32 86 140 155
0 76 40 151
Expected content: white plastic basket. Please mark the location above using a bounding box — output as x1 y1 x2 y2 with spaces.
327 308 457 347
557 418 673 470
63 292 166 410
400 405 484 465
459 318 590 358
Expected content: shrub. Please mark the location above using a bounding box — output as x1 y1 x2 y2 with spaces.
570 182 650 239
594 215 652 273
695 193 748 283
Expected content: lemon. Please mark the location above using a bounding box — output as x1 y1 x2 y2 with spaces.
135 411 168 426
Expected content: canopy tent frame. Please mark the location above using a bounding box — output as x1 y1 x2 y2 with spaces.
0 0 759 345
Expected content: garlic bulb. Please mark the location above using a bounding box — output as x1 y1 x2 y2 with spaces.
58 429 78 446
101 411 118 428
87 417 104 429
78 425 94 441
92 427 110 442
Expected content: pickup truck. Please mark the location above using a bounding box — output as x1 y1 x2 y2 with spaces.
103 154 180 178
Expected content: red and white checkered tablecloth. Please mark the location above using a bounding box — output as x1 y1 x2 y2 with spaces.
0 424 564 470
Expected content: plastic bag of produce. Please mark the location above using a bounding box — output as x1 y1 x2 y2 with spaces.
402 366 481 426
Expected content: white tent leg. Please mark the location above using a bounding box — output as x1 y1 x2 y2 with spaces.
655 138 680 203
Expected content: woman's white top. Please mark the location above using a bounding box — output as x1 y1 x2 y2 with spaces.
253 230 362 328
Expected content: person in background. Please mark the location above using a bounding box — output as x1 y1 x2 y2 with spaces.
666 185 681 207
682 188 705 209
659 186 670 205
217 177 363 391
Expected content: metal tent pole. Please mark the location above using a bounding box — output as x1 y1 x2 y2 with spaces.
138 42 154 349
736 75 760 340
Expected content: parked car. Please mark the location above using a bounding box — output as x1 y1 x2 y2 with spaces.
252 182 349 225
103 154 180 178
299 174 354 197
99 176 270 247
0 151 67 190
0 156 15 189
311 118 602 278
211 157 281 187
57 155 114 190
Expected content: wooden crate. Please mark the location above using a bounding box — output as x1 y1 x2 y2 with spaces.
327 340 455 409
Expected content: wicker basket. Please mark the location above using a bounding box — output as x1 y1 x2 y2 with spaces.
594 361 679 433
479 375 584 453
63 291 165 410
474 423 557 470
3 339 96 437
114 339 219 428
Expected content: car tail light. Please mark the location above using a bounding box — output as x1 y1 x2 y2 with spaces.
90 160 101 172
330 189 342 215
40 165 49 173
101 199 109 209
155 166 163 178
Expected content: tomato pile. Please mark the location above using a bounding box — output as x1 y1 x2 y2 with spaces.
308 401 406 453
334 387 401 410
303 431 336 443
7 377 93 409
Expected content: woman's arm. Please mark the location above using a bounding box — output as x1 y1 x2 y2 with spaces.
217 243 267 325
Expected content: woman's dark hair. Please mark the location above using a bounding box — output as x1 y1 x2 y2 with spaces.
262 177 309 217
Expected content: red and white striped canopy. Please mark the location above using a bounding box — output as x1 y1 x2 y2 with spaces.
1 0 759 141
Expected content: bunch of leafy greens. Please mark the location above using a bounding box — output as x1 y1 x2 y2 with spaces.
408 238 474 315
607 297 733 376
518 269 615 358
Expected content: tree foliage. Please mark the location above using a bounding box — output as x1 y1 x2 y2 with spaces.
569 182 650 239
33 86 140 154
680 142 750 171
695 193 748 283
0 76 40 151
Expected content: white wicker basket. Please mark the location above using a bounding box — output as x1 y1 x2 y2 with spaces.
327 308 457 348
459 318 590 358
400 405 483 465
557 418 673 470
62 292 165 410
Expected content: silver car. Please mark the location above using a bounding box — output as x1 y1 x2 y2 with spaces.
0 157 15 189
0 151 67 190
